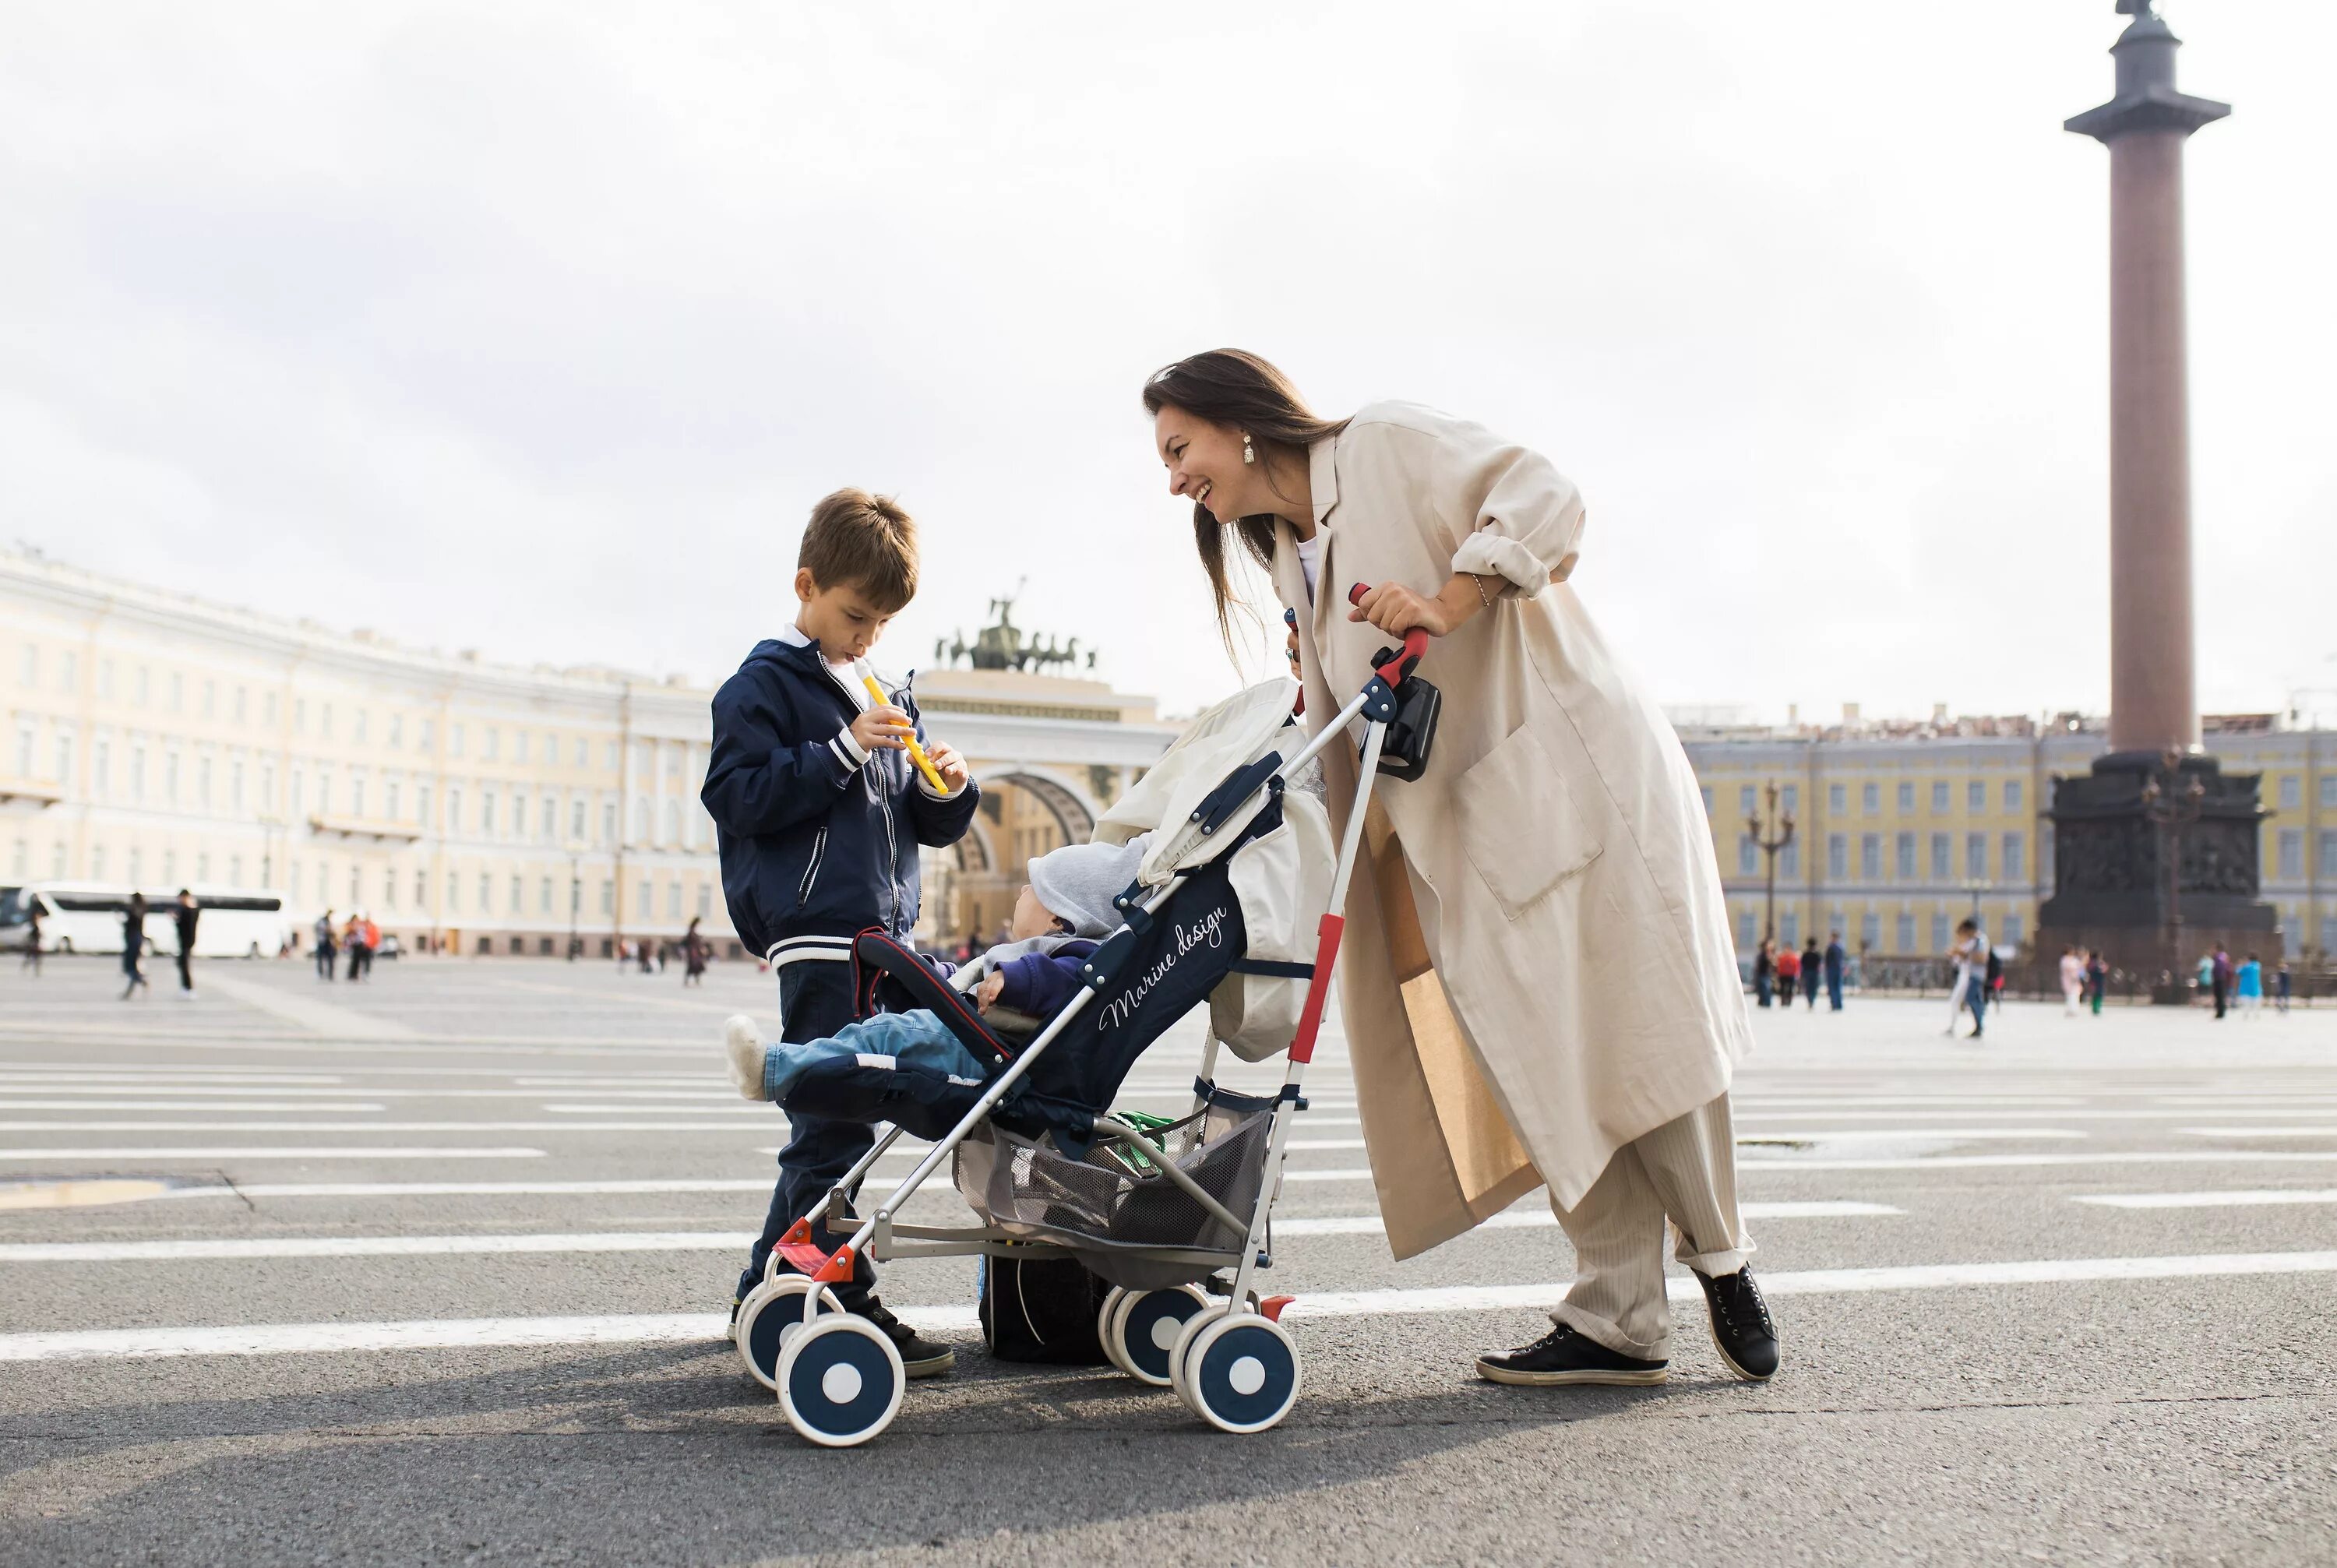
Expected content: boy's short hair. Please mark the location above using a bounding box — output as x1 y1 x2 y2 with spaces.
800 488 918 611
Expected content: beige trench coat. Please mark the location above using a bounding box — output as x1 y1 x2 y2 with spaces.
1279 401 1754 1258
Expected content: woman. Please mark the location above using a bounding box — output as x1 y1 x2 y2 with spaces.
682 915 710 986
1144 350 1773 1389
1754 939 1775 1008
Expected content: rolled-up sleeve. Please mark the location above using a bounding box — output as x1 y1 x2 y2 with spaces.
1436 423 1587 598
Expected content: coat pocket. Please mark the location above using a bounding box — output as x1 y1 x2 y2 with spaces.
1452 725 1602 918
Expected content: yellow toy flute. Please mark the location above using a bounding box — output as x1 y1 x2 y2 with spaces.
858 667 947 793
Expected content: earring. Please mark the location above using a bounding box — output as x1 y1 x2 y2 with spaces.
1242 434 1256 465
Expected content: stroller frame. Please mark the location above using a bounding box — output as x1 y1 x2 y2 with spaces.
753 611 1433 1445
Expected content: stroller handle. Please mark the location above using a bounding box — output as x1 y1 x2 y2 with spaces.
1346 583 1433 684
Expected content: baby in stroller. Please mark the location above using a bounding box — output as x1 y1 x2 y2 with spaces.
722 833 1151 1105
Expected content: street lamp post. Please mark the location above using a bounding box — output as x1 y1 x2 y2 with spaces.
1750 781 1796 943
2139 745 2205 1001
564 840 586 962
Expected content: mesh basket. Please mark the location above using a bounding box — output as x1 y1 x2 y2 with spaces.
954 1094 1272 1263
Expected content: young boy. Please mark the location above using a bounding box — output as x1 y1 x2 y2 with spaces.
703 488 980 1376
721 833 1147 1102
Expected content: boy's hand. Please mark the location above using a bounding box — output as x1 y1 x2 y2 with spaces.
975 971 1005 1012
924 738 970 793
849 704 915 754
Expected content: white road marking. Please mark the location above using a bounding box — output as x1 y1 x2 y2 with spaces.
1740 1150 2337 1171
5 1200 1902 1261
146 1168 1383 1200
2178 1127 2337 1139
12 1249 2333 1362
0 1147 546 1161
0 1085 739 1101
0 1101 386 1113
0 1121 779 1133
1737 1128 2085 1140
2073 1189 2337 1210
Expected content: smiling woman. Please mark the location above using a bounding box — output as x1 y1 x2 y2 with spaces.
1143 349 1778 1391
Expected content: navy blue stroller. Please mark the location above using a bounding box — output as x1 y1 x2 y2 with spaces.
736 603 1436 1446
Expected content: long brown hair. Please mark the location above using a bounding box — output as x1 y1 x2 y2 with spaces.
1143 350 1348 655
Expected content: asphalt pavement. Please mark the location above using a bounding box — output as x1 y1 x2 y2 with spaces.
2 955 2332 1566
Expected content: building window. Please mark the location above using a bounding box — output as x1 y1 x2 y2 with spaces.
1738 785 1755 817
1965 833 1987 879
667 880 682 918
414 870 426 906
388 714 402 748
484 728 501 762
231 760 245 810
385 781 400 820
415 786 431 827
449 724 466 758
385 869 397 908
1932 782 1949 813
351 778 365 818
573 738 588 768
1738 839 1758 877
1779 843 1799 879
697 883 713 918
600 879 614 914
1738 908 1756 949
2004 779 2023 812
1859 911 1880 950
541 877 554 914
636 879 651 915
1897 782 1913 813
1926 833 1947 880
263 691 275 725
1828 833 1847 879
511 875 523 914
201 679 216 718
1782 785 1798 816
448 788 463 833
482 791 497 833
351 709 366 744
1780 911 1799 946
2279 830 2304 879
2003 833 2025 882
418 717 433 750
2320 831 2337 879
1931 911 1950 950
1862 782 1880 815
601 802 617 844
1895 912 1915 951
2275 774 2298 809
663 801 681 844
571 799 586 839
1828 784 1845 815
514 732 529 766
478 872 492 909
540 796 555 840
2321 776 2337 809
1861 833 1881 880
1966 780 1986 812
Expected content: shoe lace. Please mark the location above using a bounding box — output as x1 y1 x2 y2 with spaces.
1715 1271 1773 1336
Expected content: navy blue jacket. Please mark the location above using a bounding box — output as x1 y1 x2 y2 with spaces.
992 939 1101 1021
702 638 981 958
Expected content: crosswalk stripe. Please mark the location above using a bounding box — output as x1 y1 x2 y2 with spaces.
9 1249 2332 1362
0 1147 546 1161
1739 1150 2337 1171
2071 1189 2337 1210
0 1200 1901 1261
2177 1127 2337 1138
0 1121 781 1133
0 1101 387 1113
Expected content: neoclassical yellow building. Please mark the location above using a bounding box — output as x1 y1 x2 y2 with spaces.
1 548 1174 957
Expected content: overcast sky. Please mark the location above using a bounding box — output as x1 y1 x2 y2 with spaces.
4 2 2331 725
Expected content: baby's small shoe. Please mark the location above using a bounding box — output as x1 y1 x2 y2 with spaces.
723 1015 767 1101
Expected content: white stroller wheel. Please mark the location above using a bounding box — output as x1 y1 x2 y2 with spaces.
1095 1287 1131 1376
777 1315 904 1448
1179 1313 1301 1435
735 1274 844 1391
1112 1284 1211 1387
1168 1304 1231 1411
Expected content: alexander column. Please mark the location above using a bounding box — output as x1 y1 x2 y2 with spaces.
2039 0 2276 995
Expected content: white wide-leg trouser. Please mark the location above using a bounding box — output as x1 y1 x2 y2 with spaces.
1547 1094 1752 1361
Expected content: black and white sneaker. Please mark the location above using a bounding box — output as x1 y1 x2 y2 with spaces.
860 1298 955 1378
1475 1325 1669 1387
1695 1267 1780 1381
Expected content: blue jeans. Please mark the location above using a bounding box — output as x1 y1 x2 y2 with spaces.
738 961 878 1309
1968 981 1988 1034
762 1010 987 1101
1827 973 1844 1011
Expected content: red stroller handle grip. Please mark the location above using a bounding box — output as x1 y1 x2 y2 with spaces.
1347 583 1433 684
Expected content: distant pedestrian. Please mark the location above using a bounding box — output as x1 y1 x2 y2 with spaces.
2275 961 2292 1015
2086 950 2108 1014
656 940 668 974
173 889 200 996
1799 936 1821 1010
119 892 150 1000
2060 946 2085 1016
1754 939 1775 1008
1775 942 1800 1008
2235 953 2263 1020
637 937 655 975
682 917 710 986
19 900 41 975
1946 917 1986 1038
2210 945 2233 1020
1823 931 1846 1012
315 910 338 981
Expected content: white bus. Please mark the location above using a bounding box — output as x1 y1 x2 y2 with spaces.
0 884 292 960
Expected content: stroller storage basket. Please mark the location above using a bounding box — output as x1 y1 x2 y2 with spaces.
954 1087 1274 1284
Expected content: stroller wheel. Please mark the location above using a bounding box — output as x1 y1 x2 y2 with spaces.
1095 1288 1131 1376
1110 1284 1211 1387
777 1315 904 1448
1178 1313 1301 1435
735 1274 844 1391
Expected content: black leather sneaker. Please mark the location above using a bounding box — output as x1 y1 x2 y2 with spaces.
1475 1325 1669 1387
1695 1267 1780 1380
860 1298 955 1378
